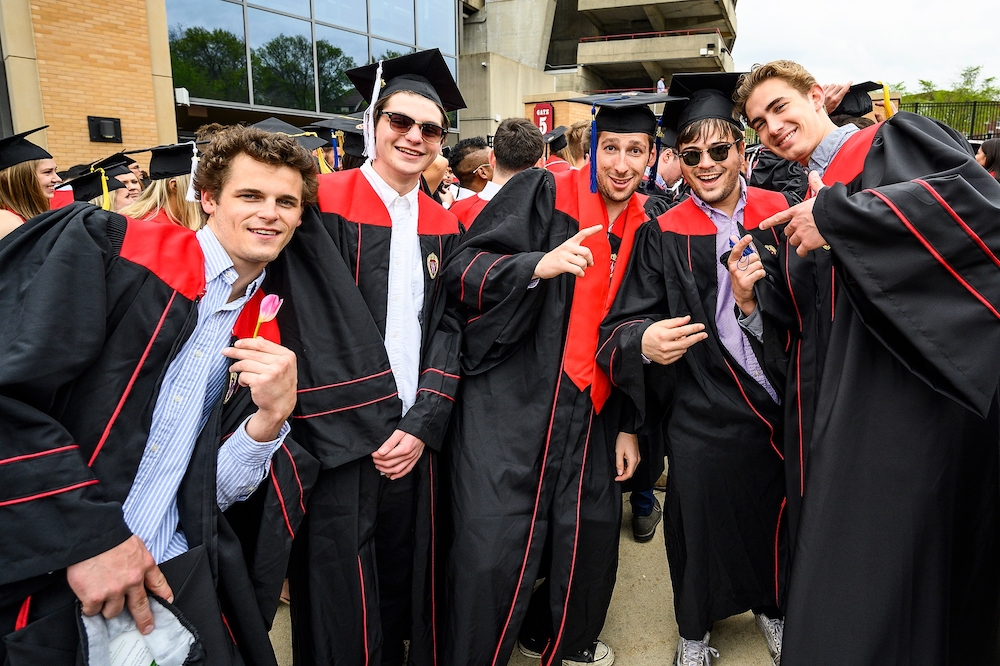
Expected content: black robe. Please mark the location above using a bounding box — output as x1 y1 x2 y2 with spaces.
748 148 809 205
766 113 1000 665
439 167 645 665
598 188 791 638
0 205 318 666
264 168 462 666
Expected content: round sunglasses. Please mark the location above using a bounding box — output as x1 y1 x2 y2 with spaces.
678 141 741 167
380 111 446 143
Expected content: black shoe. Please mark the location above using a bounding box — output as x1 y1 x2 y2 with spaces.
631 497 662 543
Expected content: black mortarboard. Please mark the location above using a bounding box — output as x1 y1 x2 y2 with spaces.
250 117 328 151
346 48 466 112
831 81 883 118
91 153 136 171
663 72 745 135
147 143 198 180
0 126 51 171
544 126 568 153
104 164 133 178
309 116 366 165
569 92 674 136
59 169 125 203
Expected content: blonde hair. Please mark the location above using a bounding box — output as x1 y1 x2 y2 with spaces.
564 120 591 164
0 160 49 219
119 175 204 230
733 60 819 122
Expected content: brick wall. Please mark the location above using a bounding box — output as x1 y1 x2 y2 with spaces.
31 0 161 171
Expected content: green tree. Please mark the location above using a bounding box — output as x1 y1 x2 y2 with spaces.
169 25 249 103
252 34 316 111
317 40 358 113
904 66 1000 103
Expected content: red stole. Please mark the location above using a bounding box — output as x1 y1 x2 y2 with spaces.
558 169 643 413
232 289 281 343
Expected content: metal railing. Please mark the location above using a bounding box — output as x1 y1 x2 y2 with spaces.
899 101 1000 139
579 28 724 43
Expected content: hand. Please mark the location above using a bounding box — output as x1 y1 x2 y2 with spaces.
533 225 603 279
640 315 707 365
823 81 852 114
727 234 766 316
66 535 173 636
615 432 640 482
222 337 298 441
759 172 829 257
372 429 425 480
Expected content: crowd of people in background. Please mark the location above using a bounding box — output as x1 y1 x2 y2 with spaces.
3 46 1000 666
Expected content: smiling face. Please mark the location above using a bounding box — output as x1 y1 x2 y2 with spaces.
745 77 832 166
595 131 654 207
372 91 445 193
201 152 304 279
677 124 743 215
35 158 61 199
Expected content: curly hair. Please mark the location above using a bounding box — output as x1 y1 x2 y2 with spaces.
193 125 318 204
733 60 818 123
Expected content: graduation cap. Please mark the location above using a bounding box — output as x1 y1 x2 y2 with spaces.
250 117 328 151
91 153 136 171
346 48 466 113
0 126 51 171
142 142 199 180
830 81 883 118
544 126 568 154
568 91 676 192
58 169 125 207
309 116 366 169
662 72 746 136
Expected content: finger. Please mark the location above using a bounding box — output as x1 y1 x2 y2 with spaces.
228 359 275 376
758 209 793 230
676 332 709 348
144 565 173 605
100 593 126 621
233 337 286 353
222 346 284 363
656 314 692 329
126 586 154 634
615 448 625 477
727 234 754 266
571 224 604 242
579 247 594 267
388 457 421 480
669 323 707 339
377 430 405 456
808 170 826 193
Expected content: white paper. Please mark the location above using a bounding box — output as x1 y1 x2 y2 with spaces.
108 627 156 666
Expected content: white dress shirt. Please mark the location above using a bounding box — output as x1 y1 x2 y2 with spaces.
361 160 424 414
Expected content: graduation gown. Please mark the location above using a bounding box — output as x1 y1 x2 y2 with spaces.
265 168 462 666
598 189 790 638
439 167 645 665
0 204 318 666
748 148 809 205
767 113 1000 665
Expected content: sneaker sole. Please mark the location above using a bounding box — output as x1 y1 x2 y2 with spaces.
632 527 657 543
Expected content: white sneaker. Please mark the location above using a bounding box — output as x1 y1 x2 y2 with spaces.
754 613 784 666
517 639 615 665
674 632 719 666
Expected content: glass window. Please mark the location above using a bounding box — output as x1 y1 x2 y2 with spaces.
248 0 310 18
317 26 369 113
370 0 414 45
248 8 316 111
445 55 457 78
416 0 455 55
370 38 415 63
166 0 249 103
315 0 367 33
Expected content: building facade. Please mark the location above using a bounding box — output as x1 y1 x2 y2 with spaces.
0 0 732 169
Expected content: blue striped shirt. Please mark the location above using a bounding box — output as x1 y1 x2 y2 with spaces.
121 226 289 564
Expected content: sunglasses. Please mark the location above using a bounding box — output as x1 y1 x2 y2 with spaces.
380 111 446 143
678 141 741 167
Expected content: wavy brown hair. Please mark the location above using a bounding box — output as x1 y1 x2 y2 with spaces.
193 125 319 204
733 60 819 123
0 160 49 219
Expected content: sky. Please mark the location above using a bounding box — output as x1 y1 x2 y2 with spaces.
731 0 1000 93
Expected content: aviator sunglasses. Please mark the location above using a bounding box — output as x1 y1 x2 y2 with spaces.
678 141 741 167
380 111 446 143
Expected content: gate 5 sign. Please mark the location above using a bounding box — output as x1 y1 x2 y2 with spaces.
533 103 554 134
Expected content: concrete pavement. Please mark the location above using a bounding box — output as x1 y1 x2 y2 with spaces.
269 488 774 665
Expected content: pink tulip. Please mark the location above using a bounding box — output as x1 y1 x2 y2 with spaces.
252 294 283 338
